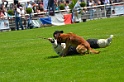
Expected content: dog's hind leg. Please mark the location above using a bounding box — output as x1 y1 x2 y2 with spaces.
85 43 100 54
76 45 87 54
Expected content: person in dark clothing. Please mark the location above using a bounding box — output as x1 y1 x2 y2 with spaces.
47 0 55 16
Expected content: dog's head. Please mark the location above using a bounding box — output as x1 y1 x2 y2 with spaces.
53 30 64 39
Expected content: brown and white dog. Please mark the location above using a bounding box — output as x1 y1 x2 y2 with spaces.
54 32 100 56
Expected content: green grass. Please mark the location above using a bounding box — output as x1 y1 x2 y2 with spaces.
0 16 124 82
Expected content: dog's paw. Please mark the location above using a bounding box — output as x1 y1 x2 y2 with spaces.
48 38 55 43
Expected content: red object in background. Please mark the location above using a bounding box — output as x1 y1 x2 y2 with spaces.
64 14 72 24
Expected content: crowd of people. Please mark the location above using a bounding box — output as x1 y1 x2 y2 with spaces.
0 0 123 30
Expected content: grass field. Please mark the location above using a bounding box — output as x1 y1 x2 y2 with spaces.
0 16 124 82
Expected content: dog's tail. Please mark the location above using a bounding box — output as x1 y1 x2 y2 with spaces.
89 48 100 54
85 43 100 54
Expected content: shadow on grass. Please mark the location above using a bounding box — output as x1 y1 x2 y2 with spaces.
45 54 82 59
45 55 60 59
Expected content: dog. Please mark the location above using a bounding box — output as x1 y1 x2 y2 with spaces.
48 31 113 56
48 35 113 56
54 32 100 56
53 31 113 49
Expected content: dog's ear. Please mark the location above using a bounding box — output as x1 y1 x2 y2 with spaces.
60 30 64 33
53 30 63 38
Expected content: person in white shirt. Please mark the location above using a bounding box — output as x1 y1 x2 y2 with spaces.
26 1 32 8
20 7 25 17
14 5 24 30
65 2 70 13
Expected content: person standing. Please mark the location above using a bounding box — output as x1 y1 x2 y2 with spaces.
43 0 49 11
20 6 26 29
72 0 81 23
104 0 113 17
14 5 24 30
88 0 95 20
47 0 55 16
